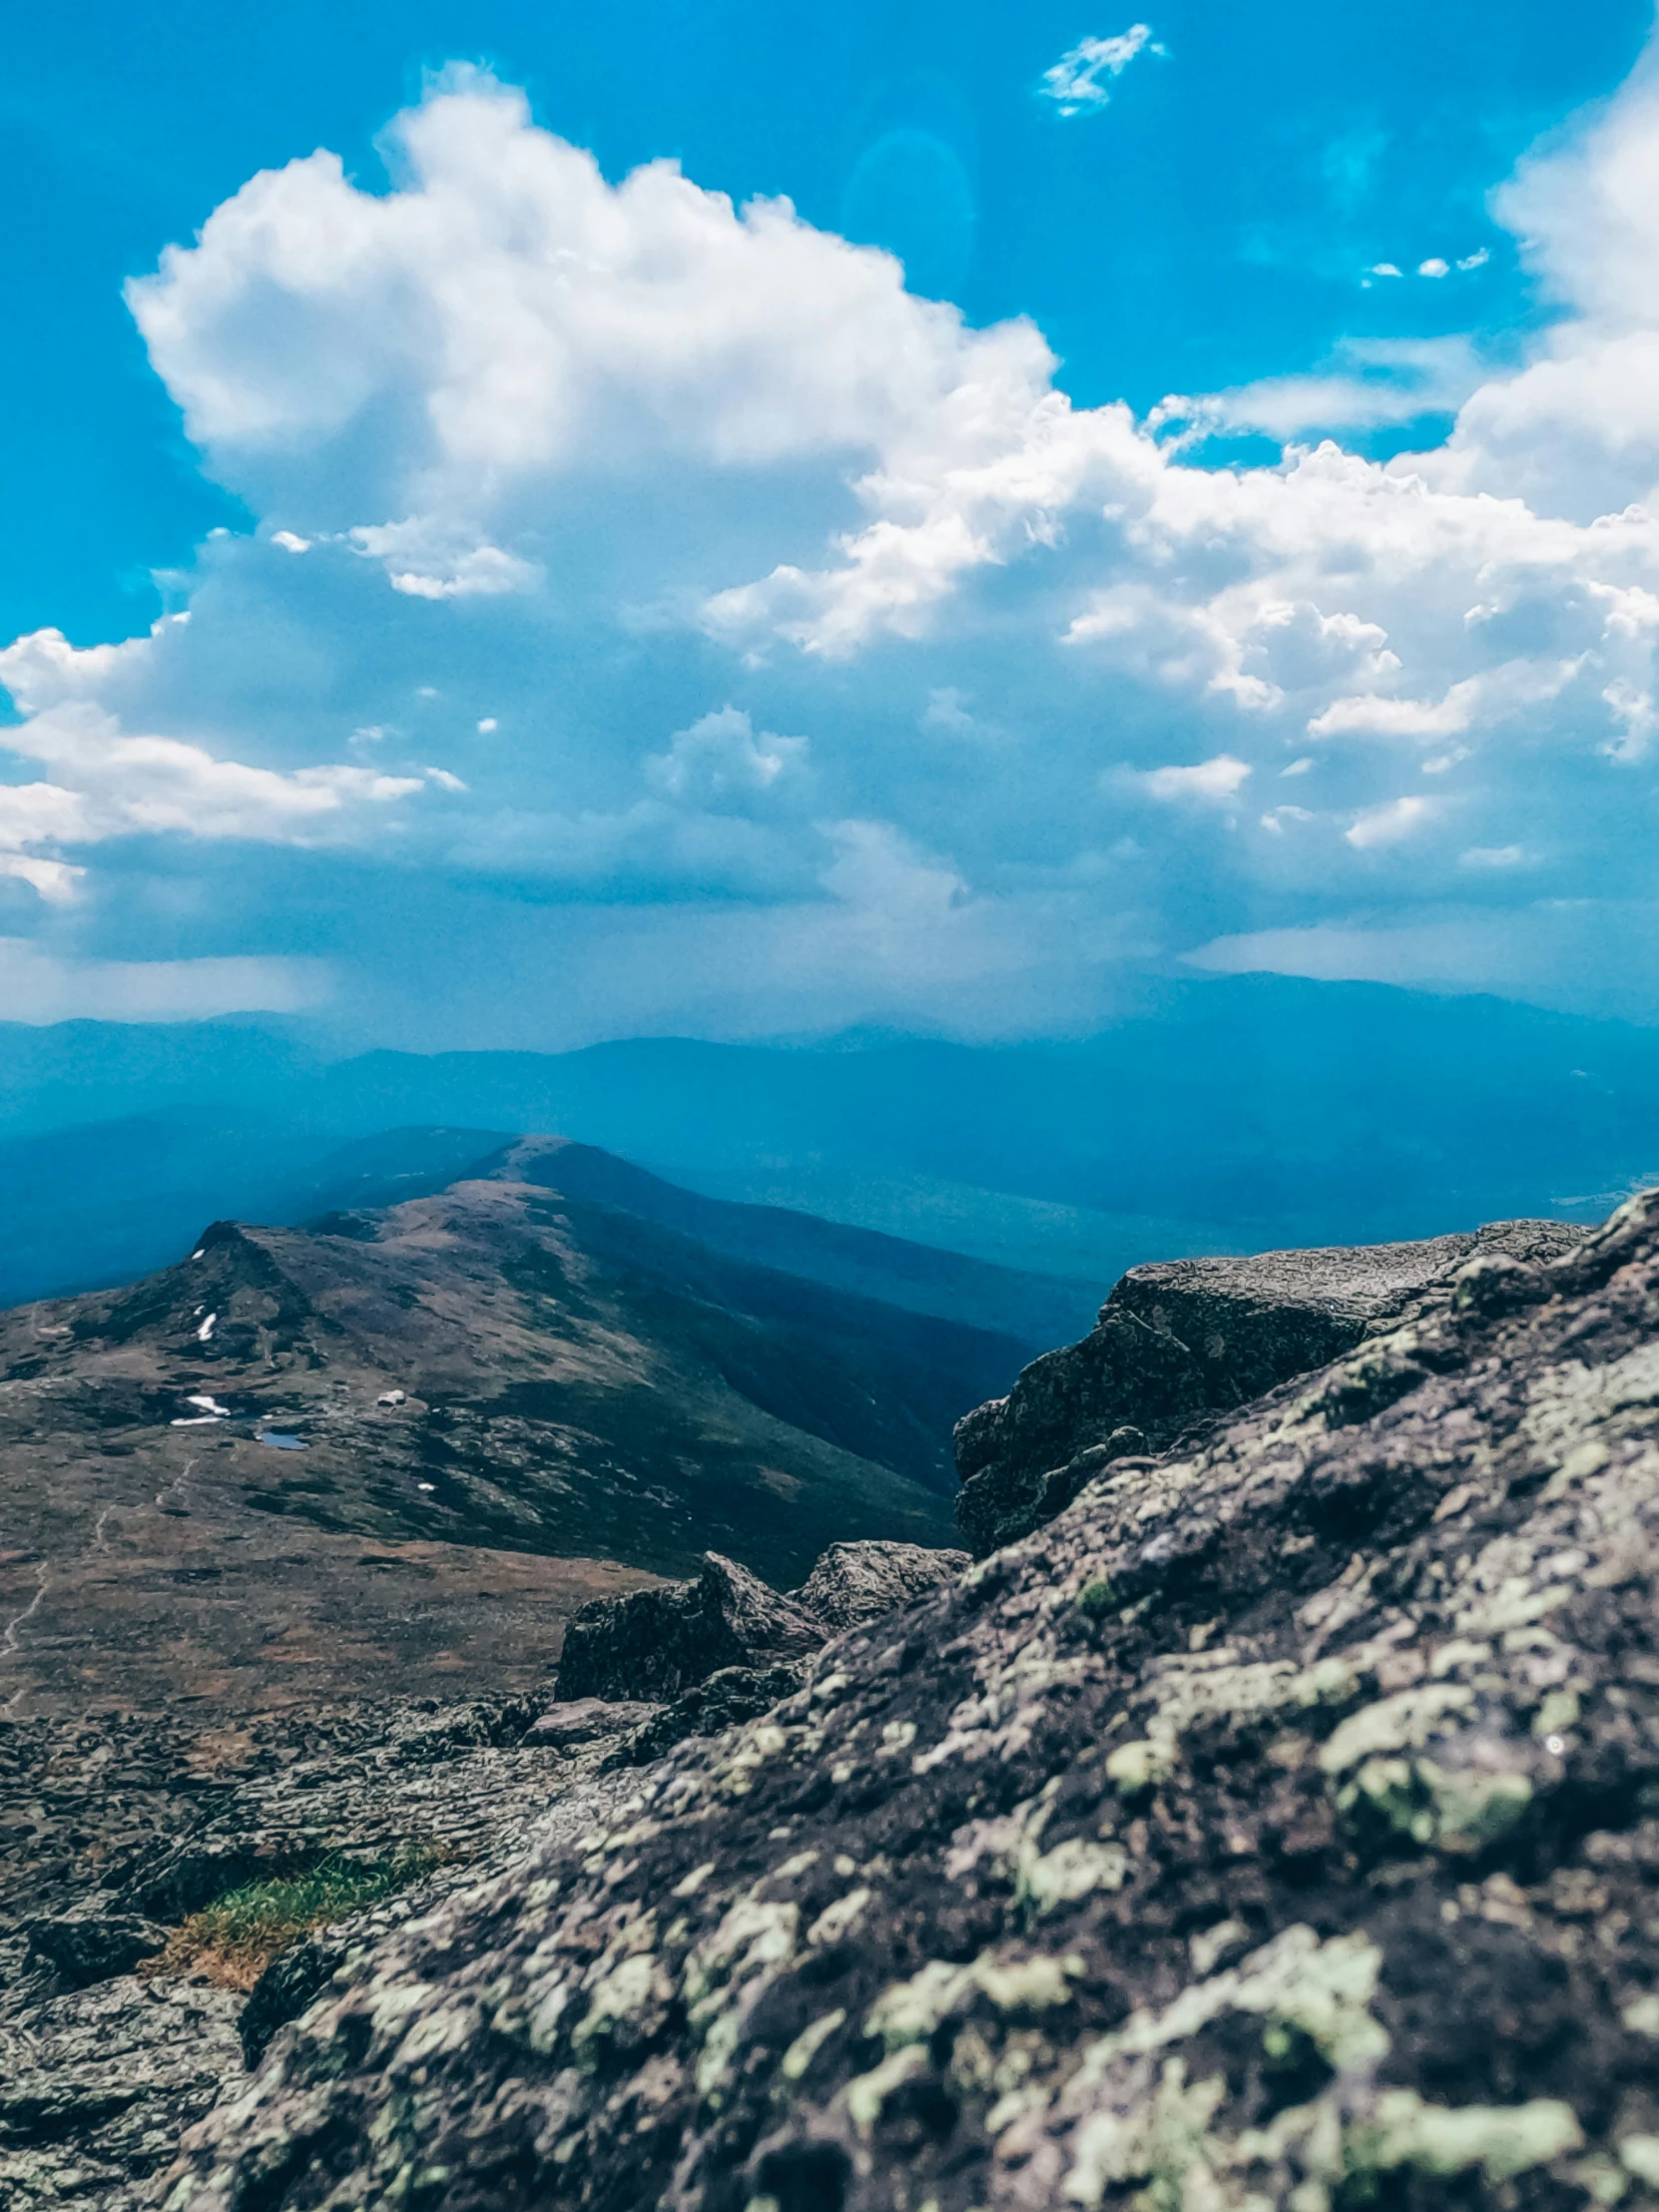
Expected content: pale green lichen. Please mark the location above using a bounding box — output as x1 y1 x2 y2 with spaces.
1348 2089 1584 2184
1078 1926 1387 2085
1188 1920 1250 1978
806 1887 870 1945
1101 1652 1361 1801
844 2044 930 2131
781 2006 845 2081
684 1898 799 2008
865 1949 1080 2050
1338 1752 1532 1854
571 1952 660 2062
1532 1687 1581 1739
718 1723 791 1797
1319 1684 1474 1775
1065 2057 1228 2208
1018 1836 1131 1917
1106 1740 1171 1795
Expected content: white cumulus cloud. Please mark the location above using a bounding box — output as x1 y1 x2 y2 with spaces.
5 45 1659 1029
1140 755 1252 802
1038 25 1159 117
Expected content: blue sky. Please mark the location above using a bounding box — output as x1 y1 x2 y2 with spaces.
1 0 1657 1042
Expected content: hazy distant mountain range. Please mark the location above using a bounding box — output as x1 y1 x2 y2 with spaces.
2 974 1657 1314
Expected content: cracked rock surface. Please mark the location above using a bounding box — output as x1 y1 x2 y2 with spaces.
162 1193 1659 2212
954 1215 1588 1555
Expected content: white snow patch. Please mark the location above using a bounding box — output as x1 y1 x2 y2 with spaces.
197 1312 218 1342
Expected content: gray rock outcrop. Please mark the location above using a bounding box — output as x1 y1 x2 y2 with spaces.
160 1191 1659 2212
954 1216 1587 1554
793 1538 971 1631
554 1551 828 1703
553 1540 971 1774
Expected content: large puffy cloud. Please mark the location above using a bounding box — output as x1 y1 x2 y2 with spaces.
5 50 1659 1037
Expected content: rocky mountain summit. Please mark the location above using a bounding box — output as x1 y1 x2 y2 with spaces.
131 1191 1659 2212
953 1216 1588 1554
7 1197 1659 2211
0 1171 1025 1710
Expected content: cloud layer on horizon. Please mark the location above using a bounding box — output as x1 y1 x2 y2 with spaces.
3 42 1659 1041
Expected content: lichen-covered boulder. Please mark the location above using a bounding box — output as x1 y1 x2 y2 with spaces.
792 1540 970 1632
954 1216 1586 1554
163 1193 1659 2212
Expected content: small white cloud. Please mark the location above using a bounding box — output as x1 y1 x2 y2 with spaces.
272 529 311 552
1602 680 1657 761
1346 795 1433 848
476 717 498 734
1140 754 1251 802
1368 262 1403 278
424 767 468 791
921 686 976 735
1456 248 1490 272
1282 757 1315 777
0 700 422 852
1039 24 1157 117
1259 805 1314 833
349 521 538 600
644 706 809 808
0 853 84 903
1313 661 1575 745
1418 257 1450 278
1154 336 1483 446
1460 843 1526 867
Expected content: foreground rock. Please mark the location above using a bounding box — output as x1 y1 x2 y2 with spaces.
165 1193 1659 2210
954 1215 1587 1554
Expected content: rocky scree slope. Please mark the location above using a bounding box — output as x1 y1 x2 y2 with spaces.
954 1217 1588 1555
163 1192 1659 2212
